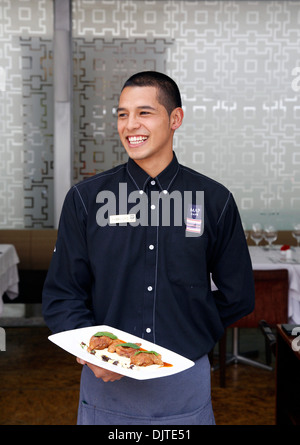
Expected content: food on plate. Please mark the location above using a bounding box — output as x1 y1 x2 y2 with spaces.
108 342 142 357
80 330 171 371
88 336 106 351
131 350 164 367
87 331 119 352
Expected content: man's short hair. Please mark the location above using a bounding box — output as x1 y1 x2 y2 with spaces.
121 71 182 116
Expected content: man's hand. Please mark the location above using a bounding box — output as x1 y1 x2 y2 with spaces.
76 357 124 382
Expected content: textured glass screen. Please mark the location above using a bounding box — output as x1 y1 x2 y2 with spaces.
1 1 300 230
72 0 300 230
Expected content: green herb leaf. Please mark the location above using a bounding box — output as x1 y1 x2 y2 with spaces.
134 350 159 356
115 342 141 349
93 331 118 340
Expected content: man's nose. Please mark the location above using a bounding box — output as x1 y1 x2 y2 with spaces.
126 114 140 130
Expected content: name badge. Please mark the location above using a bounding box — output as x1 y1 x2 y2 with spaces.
185 203 203 236
109 214 136 225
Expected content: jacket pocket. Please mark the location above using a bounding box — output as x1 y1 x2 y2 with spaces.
166 230 208 287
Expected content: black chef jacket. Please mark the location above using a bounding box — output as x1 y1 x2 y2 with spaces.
42 153 254 361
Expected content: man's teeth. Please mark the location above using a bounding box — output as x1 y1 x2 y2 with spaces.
128 136 147 145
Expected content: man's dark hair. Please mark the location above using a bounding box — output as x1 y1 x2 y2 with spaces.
121 71 182 116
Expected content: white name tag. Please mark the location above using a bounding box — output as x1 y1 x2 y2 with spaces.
109 214 136 224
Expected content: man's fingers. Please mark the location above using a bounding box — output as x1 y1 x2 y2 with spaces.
76 357 123 382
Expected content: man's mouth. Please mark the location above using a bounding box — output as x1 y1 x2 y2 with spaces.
127 136 148 146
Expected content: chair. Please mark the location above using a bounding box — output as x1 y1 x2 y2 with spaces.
259 319 277 359
217 269 288 386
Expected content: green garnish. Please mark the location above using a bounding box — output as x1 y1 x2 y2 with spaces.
115 342 141 349
134 350 159 356
93 331 118 340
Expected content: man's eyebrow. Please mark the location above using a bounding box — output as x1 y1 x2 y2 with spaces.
116 105 156 113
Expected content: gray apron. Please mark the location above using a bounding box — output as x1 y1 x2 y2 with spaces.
77 354 215 425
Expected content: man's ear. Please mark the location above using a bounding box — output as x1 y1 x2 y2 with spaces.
170 107 184 130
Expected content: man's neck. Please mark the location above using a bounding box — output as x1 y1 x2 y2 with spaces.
133 151 174 178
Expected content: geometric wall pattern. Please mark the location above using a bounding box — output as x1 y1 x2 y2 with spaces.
0 0 54 228
73 37 173 180
1 1 300 229
72 0 300 229
21 36 54 228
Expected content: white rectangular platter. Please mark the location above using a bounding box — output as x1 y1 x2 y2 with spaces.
48 325 194 380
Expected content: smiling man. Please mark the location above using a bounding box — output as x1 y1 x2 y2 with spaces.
43 71 254 425
117 78 183 177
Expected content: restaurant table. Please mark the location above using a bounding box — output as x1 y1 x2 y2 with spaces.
0 244 20 315
249 246 300 324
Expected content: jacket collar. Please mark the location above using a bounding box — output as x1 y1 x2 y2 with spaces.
126 152 180 192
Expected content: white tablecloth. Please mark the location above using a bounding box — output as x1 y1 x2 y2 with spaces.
249 246 300 324
0 244 20 315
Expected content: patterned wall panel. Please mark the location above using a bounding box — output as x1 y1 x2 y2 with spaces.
73 37 173 180
73 0 300 229
21 36 54 228
0 0 53 229
1 1 300 229
0 22 24 228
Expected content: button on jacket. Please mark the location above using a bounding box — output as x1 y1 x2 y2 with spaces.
42 153 254 361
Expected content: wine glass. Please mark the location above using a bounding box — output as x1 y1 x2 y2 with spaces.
250 223 263 246
263 225 278 249
292 223 300 247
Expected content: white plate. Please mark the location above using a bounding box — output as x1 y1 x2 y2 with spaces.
48 325 194 380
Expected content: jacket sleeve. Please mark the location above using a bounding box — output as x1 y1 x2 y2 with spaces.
210 193 255 328
42 186 95 333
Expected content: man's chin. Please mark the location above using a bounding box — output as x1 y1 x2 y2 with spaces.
125 149 150 161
